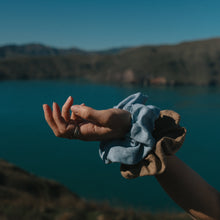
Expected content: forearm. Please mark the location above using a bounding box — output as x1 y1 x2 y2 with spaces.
155 155 220 220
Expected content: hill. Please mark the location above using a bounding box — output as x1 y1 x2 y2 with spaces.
0 44 86 58
0 38 220 86
0 159 190 220
0 43 127 58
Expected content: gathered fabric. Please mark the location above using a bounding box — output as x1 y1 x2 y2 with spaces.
99 93 161 165
120 110 186 179
99 93 186 179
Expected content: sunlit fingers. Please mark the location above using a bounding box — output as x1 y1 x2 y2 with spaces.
70 103 86 122
61 96 73 121
52 102 67 134
43 104 59 136
79 123 112 141
70 111 77 120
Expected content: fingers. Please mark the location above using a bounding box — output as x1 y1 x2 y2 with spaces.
43 102 68 137
61 96 73 121
70 111 77 120
43 104 59 135
78 123 112 141
52 102 67 134
43 99 80 139
71 105 127 128
71 105 104 125
70 103 86 122
44 98 131 141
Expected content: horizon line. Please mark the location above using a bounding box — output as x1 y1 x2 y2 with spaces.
1 36 220 52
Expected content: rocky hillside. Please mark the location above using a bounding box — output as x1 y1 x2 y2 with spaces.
0 159 190 220
1 38 220 86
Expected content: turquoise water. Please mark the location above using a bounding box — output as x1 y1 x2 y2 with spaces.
0 80 220 212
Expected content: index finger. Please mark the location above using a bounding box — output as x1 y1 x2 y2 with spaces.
61 96 73 121
43 104 59 135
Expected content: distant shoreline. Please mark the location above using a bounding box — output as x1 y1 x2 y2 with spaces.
0 78 219 88
0 38 220 86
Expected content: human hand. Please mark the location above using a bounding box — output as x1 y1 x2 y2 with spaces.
70 104 131 141
43 96 79 139
43 96 131 141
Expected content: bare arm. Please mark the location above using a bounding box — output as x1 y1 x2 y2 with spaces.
43 96 131 141
155 155 220 220
43 97 220 219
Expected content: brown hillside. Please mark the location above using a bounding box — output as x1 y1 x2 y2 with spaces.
1 38 220 85
0 159 191 220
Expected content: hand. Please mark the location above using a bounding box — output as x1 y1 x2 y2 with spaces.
70 104 131 141
43 96 131 141
43 96 79 139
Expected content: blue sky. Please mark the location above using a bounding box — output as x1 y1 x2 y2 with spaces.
1 0 220 50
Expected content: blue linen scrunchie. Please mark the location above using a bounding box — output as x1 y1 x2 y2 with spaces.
99 93 161 165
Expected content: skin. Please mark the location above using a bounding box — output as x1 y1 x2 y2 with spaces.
43 96 131 141
43 96 220 220
156 156 220 220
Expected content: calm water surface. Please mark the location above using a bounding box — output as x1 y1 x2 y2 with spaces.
0 80 220 212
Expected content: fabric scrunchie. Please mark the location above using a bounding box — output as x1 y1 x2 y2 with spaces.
120 110 186 179
99 93 160 165
99 93 186 179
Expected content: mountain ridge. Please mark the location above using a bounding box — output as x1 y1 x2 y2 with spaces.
0 43 129 59
1 38 220 86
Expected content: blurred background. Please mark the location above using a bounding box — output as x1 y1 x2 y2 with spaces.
0 0 220 219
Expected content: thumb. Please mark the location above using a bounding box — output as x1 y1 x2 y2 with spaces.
71 105 102 124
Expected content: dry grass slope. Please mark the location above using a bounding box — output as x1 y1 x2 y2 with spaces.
0 159 191 220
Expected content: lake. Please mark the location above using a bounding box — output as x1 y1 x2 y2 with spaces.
0 80 220 212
